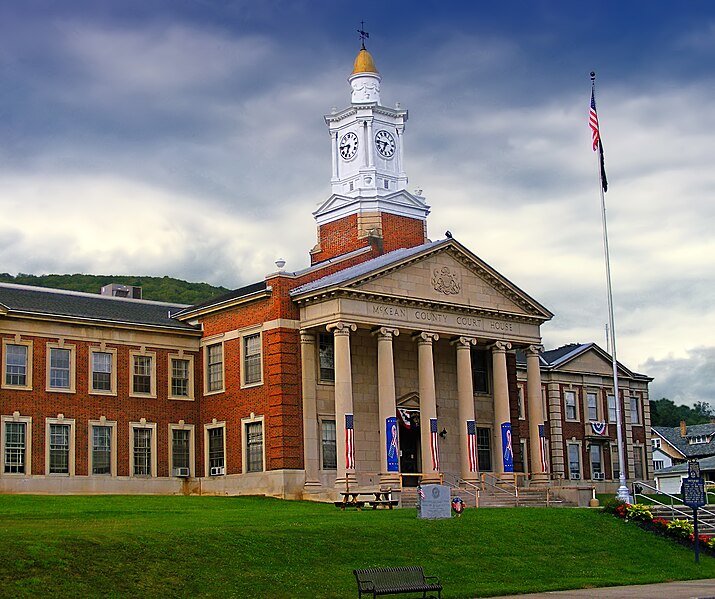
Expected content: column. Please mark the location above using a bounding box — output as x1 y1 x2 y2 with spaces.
328 321 357 490
366 119 374 169
453 336 478 483
374 327 400 488
330 132 338 181
414 332 441 484
300 330 321 491
526 345 549 485
491 341 512 475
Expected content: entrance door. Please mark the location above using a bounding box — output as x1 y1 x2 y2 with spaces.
399 414 421 486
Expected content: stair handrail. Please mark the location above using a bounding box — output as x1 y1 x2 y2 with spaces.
632 480 715 533
441 473 480 507
481 472 519 499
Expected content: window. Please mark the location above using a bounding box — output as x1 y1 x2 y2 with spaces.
243 333 262 386
2 339 32 389
471 350 489 394
47 345 75 392
653 459 665 471
477 427 492 472
207 425 225 475
689 435 708 445
245 420 264 473
48 423 71 474
131 353 154 396
630 395 641 425
564 390 578 421
171 428 191 476
130 423 156 477
90 349 116 394
651 437 661 449
321 420 337 469
2 417 31 474
318 334 335 383
517 386 525 420
568 443 581 479
586 392 598 422
590 444 603 477
611 444 620 479
206 343 224 393
520 438 528 474
607 395 617 423
91 424 114 475
170 357 192 399
633 445 645 479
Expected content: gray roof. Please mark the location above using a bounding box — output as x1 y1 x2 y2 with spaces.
653 423 715 459
656 454 715 476
0 283 199 332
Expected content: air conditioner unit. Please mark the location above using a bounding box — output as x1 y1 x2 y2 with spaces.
570 473 581 480
174 467 190 478
210 466 225 476
593 472 605 480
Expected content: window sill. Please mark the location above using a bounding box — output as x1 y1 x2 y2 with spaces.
46 388 76 394
89 390 117 397
1 384 32 391
129 393 157 399
241 381 263 390
204 389 225 396
169 396 195 401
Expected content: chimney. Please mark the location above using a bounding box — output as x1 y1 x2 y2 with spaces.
680 420 687 438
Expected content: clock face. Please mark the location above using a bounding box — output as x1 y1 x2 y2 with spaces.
375 130 396 158
339 132 358 160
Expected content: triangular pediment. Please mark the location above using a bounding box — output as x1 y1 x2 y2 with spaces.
313 190 429 223
549 344 635 378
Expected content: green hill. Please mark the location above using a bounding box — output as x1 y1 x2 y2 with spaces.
0 273 229 306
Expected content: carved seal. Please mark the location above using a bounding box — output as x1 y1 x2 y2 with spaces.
432 266 461 295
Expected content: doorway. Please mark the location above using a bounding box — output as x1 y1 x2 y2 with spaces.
398 410 421 486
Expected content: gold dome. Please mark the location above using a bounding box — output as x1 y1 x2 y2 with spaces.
351 48 379 75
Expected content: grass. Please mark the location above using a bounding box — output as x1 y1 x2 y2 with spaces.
0 495 714 598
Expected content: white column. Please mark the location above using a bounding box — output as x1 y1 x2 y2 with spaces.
374 327 400 488
366 119 374 169
453 336 478 483
328 321 357 490
491 341 512 475
526 344 549 485
414 332 441 484
330 132 339 181
300 330 321 491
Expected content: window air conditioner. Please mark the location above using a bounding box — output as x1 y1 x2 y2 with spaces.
174 467 190 478
210 466 225 476
593 472 605 480
570 473 581 480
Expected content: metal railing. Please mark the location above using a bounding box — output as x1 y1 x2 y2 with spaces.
481 472 519 499
441 473 479 507
632 480 715 533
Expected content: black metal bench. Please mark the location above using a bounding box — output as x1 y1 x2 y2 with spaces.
354 566 442 598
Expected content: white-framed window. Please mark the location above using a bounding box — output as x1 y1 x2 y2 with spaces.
629 395 641 425
477 427 492 472
205 342 224 394
130 421 157 477
318 333 335 383
89 347 117 395
651 437 661 449
242 415 264 473
586 392 599 422
46 343 76 393
169 423 194 477
46 417 75 475
168 354 194 400
2 338 33 390
607 394 617 423
610 444 620 479
653 459 665 470
517 385 526 420
89 419 117 476
205 422 226 476
568 443 581 479
689 435 708 445
241 331 263 387
2 414 32 474
130 350 156 398
320 419 337 469
590 444 603 478
564 390 578 421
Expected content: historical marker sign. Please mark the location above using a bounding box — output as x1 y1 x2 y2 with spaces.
682 477 706 509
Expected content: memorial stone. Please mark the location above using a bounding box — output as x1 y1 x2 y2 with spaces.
418 484 452 519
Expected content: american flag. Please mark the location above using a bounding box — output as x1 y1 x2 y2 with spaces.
345 413 355 470
430 418 440 471
589 85 608 192
538 424 549 473
466 420 478 473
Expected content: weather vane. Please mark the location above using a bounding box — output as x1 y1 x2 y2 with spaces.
357 21 369 49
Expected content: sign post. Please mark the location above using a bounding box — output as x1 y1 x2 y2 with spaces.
682 460 706 563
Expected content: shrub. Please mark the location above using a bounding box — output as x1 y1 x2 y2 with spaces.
666 519 694 539
601 498 626 514
625 503 653 522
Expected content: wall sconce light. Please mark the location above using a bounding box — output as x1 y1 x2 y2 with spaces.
439 428 447 439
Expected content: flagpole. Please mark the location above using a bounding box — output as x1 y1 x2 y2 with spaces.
591 72 630 502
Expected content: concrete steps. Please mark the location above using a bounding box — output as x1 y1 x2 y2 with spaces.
398 486 574 509
650 504 715 531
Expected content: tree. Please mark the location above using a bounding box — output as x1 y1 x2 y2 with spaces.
650 397 715 427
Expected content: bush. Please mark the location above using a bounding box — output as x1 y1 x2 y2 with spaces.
625 503 653 522
666 519 694 539
601 498 626 514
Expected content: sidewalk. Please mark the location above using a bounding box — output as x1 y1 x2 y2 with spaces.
484 578 715 598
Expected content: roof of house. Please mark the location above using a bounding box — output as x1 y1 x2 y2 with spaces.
172 280 268 319
652 423 715 459
0 282 198 332
655 454 715 476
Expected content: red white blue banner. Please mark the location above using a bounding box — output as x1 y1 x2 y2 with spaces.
591 422 607 436
345 413 355 470
466 420 478 473
501 422 514 473
539 423 549 472
430 418 440 471
386 416 399 472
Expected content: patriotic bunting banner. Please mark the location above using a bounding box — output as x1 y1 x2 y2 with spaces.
501 422 514 473
397 408 412 429
539 424 549 473
430 418 440 471
345 413 355 470
591 421 607 436
466 420 478 473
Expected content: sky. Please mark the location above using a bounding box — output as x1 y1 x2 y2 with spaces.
1 1 713 407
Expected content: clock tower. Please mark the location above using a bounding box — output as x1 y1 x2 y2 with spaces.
310 42 430 265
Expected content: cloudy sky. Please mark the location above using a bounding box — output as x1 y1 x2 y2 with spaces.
1 1 713 406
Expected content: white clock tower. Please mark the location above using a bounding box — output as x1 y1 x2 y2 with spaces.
311 41 430 264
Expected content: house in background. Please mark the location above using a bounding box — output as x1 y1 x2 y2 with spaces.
651 421 715 477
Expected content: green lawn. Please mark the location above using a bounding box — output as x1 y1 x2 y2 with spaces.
0 495 713 598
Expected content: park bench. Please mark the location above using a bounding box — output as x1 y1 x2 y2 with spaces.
354 566 442 598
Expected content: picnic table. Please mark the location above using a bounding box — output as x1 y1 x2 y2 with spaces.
335 489 399 510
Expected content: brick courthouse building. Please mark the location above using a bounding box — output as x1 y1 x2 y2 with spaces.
0 45 652 498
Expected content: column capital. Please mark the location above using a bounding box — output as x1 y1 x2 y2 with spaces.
299 330 316 345
412 331 439 344
451 336 477 349
526 344 544 356
326 321 357 336
372 326 400 339
490 340 512 353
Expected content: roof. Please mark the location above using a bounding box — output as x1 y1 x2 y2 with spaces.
351 48 379 75
652 423 715 459
655 454 715 476
0 282 198 332
172 281 268 319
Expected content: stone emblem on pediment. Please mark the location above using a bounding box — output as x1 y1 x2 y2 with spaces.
431 266 461 295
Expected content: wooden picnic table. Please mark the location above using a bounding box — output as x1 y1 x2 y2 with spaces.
335 489 399 510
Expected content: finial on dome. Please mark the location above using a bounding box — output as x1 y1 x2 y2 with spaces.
357 21 369 50
352 21 379 75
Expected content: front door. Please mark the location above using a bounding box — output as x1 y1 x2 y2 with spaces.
399 412 421 486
